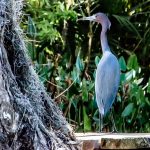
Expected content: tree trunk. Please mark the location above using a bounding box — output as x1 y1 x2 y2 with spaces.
0 0 80 149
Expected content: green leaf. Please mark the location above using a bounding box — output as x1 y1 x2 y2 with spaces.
127 54 139 70
72 99 78 111
147 78 150 93
145 98 150 106
125 70 134 82
93 109 99 123
88 82 94 91
120 73 125 83
122 103 134 117
95 56 100 66
134 78 143 85
27 16 36 37
75 54 84 72
27 42 36 60
71 67 80 83
119 56 126 71
117 93 122 102
136 87 145 104
83 106 91 131
82 79 88 102
39 51 46 64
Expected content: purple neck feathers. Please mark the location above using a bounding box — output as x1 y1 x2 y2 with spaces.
100 24 110 54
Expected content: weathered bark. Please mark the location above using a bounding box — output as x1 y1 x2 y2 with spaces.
0 0 80 149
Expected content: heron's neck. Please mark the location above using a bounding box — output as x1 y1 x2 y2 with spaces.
100 28 110 54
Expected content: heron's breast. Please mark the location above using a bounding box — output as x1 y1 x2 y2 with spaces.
98 53 119 71
95 53 120 92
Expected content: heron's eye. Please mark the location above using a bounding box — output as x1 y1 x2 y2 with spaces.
95 15 100 20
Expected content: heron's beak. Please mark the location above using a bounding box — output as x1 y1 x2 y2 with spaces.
77 15 96 21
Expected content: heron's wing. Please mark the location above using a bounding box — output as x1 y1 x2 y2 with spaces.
95 54 120 116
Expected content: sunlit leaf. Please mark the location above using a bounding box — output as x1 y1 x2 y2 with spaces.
125 70 134 82
134 78 143 85
83 106 91 131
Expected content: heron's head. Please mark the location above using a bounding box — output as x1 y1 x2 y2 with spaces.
78 12 111 30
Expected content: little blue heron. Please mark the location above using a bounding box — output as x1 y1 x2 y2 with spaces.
78 13 120 132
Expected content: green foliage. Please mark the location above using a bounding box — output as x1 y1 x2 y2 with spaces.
127 54 139 70
147 78 150 94
113 15 141 38
24 0 150 133
119 56 126 71
122 103 134 117
27 16 36 38
95 56 100 67
83 106 91 131
76 53 84 72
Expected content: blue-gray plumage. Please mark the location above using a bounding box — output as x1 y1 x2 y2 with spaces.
95 51 120 116
78 13 120 131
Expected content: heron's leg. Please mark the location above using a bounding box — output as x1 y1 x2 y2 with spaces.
110 110 118 132
99 113 103 132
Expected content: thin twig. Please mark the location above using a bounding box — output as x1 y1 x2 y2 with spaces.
46 80 63 89
40 76 63 89
77 0 85 16
54 77 77 99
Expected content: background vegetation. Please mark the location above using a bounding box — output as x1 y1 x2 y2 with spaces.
23 0 150 132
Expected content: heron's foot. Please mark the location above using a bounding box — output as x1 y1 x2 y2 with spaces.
97 129 113 135
99 125 107 133
97 130 106 133
96 130 109 135
111 123 118 133
111 128 118 133
97 129 104 133
98 126 109 133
